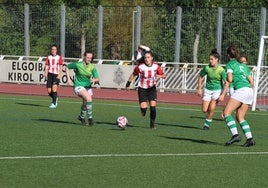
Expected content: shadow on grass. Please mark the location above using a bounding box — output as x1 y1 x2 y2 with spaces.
190 115 224 122
159 135 221 145
34 118 77 125
95 121 136 127
16 102 46 107
157 122 202 130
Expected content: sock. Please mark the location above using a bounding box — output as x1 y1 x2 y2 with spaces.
86 102 93 119
52 92 57 105
140 108 147 116
239 120 253 139
49 92 53 98
150 106 156 123
80 105 87 119
225 115 238 135
204 119 212 127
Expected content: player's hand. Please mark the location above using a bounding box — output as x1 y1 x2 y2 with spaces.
197 89 202 97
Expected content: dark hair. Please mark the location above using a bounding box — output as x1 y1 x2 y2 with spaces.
227 45 239 59
83 50 94 62
209 48 220 60
51 44 57 49
144 51 154 57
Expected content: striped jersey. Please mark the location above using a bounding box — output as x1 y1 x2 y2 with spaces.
133 62 165 89
45 54 63 75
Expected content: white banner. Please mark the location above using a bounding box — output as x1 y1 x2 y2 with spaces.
0 60 135 89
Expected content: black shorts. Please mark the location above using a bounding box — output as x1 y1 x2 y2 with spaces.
138 85 157 103
46 73 60 88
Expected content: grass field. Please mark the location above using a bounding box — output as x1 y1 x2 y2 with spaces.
0 94 268 188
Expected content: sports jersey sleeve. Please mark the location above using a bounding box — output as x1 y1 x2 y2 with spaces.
199 65 208 77
156 64 164 75
59 56 63 65
133 65 140 75
67 62 78 69
92 66 99 78
45 56 49 65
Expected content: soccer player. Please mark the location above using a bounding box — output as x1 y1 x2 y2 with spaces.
197 49 229 130
44 44 63 108
223 46 255 147
65 51 100 126
126 51 166 130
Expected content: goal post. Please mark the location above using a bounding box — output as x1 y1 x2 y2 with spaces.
252 35 268 111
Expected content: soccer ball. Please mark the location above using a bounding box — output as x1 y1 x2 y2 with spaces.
116 116 128 129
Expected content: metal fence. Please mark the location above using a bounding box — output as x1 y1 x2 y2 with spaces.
0 4 267 65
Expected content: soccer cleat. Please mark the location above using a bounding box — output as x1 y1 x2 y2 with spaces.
88 118 94 126
49 103 57 109
203 125 209 130
242 138 256 147
78 115 86 126
225 134 241 146
150 121 156 130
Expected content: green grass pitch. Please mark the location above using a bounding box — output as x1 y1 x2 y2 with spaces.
0 95 267 188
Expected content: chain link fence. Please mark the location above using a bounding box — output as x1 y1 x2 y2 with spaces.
0 4 267 65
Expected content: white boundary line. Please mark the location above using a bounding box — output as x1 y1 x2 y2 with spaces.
1 152 268 160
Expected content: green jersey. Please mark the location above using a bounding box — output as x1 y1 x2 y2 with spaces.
200 65 226 91
67 61 99 88
226 59 237 89
226 61 251 90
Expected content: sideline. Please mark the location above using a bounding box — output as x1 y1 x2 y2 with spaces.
1 152 268 160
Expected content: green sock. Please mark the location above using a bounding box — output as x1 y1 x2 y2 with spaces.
204 119 212 127
239 120 252 139
86 102 93 119
80 106 87 119
225 115 238 135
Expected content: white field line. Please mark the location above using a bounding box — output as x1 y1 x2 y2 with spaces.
1 152 268 160
0 96 267 115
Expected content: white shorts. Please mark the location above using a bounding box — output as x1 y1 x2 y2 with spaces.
231 87 253 105
74 86 93 96
202 88 222 102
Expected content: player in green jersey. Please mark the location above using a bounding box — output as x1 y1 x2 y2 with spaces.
197 49 229 130
65 51 100 126
223 46 255 147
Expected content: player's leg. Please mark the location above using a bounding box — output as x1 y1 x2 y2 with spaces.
236 104 255 147
138 87 148 116
203 99 217 130
148 86 157 129
50 74 60 107
201 89 213 130
78 88 93 126
223 98 242 145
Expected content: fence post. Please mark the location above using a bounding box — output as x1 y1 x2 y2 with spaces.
217 7 223 58
24 3 30 57
136 6 141 49
60 5 66 57
175 6 182 64
97 5 103 59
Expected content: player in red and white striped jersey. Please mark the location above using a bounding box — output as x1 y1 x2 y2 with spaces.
126 51 166 129
44 44 63 108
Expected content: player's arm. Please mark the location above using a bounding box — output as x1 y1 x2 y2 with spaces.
57 56 64 79
44 64 49 78
248 75 254 87
197 75 203 97
125 73 136 90
218 80 230 102
139 44 150 51
90 67 100 85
